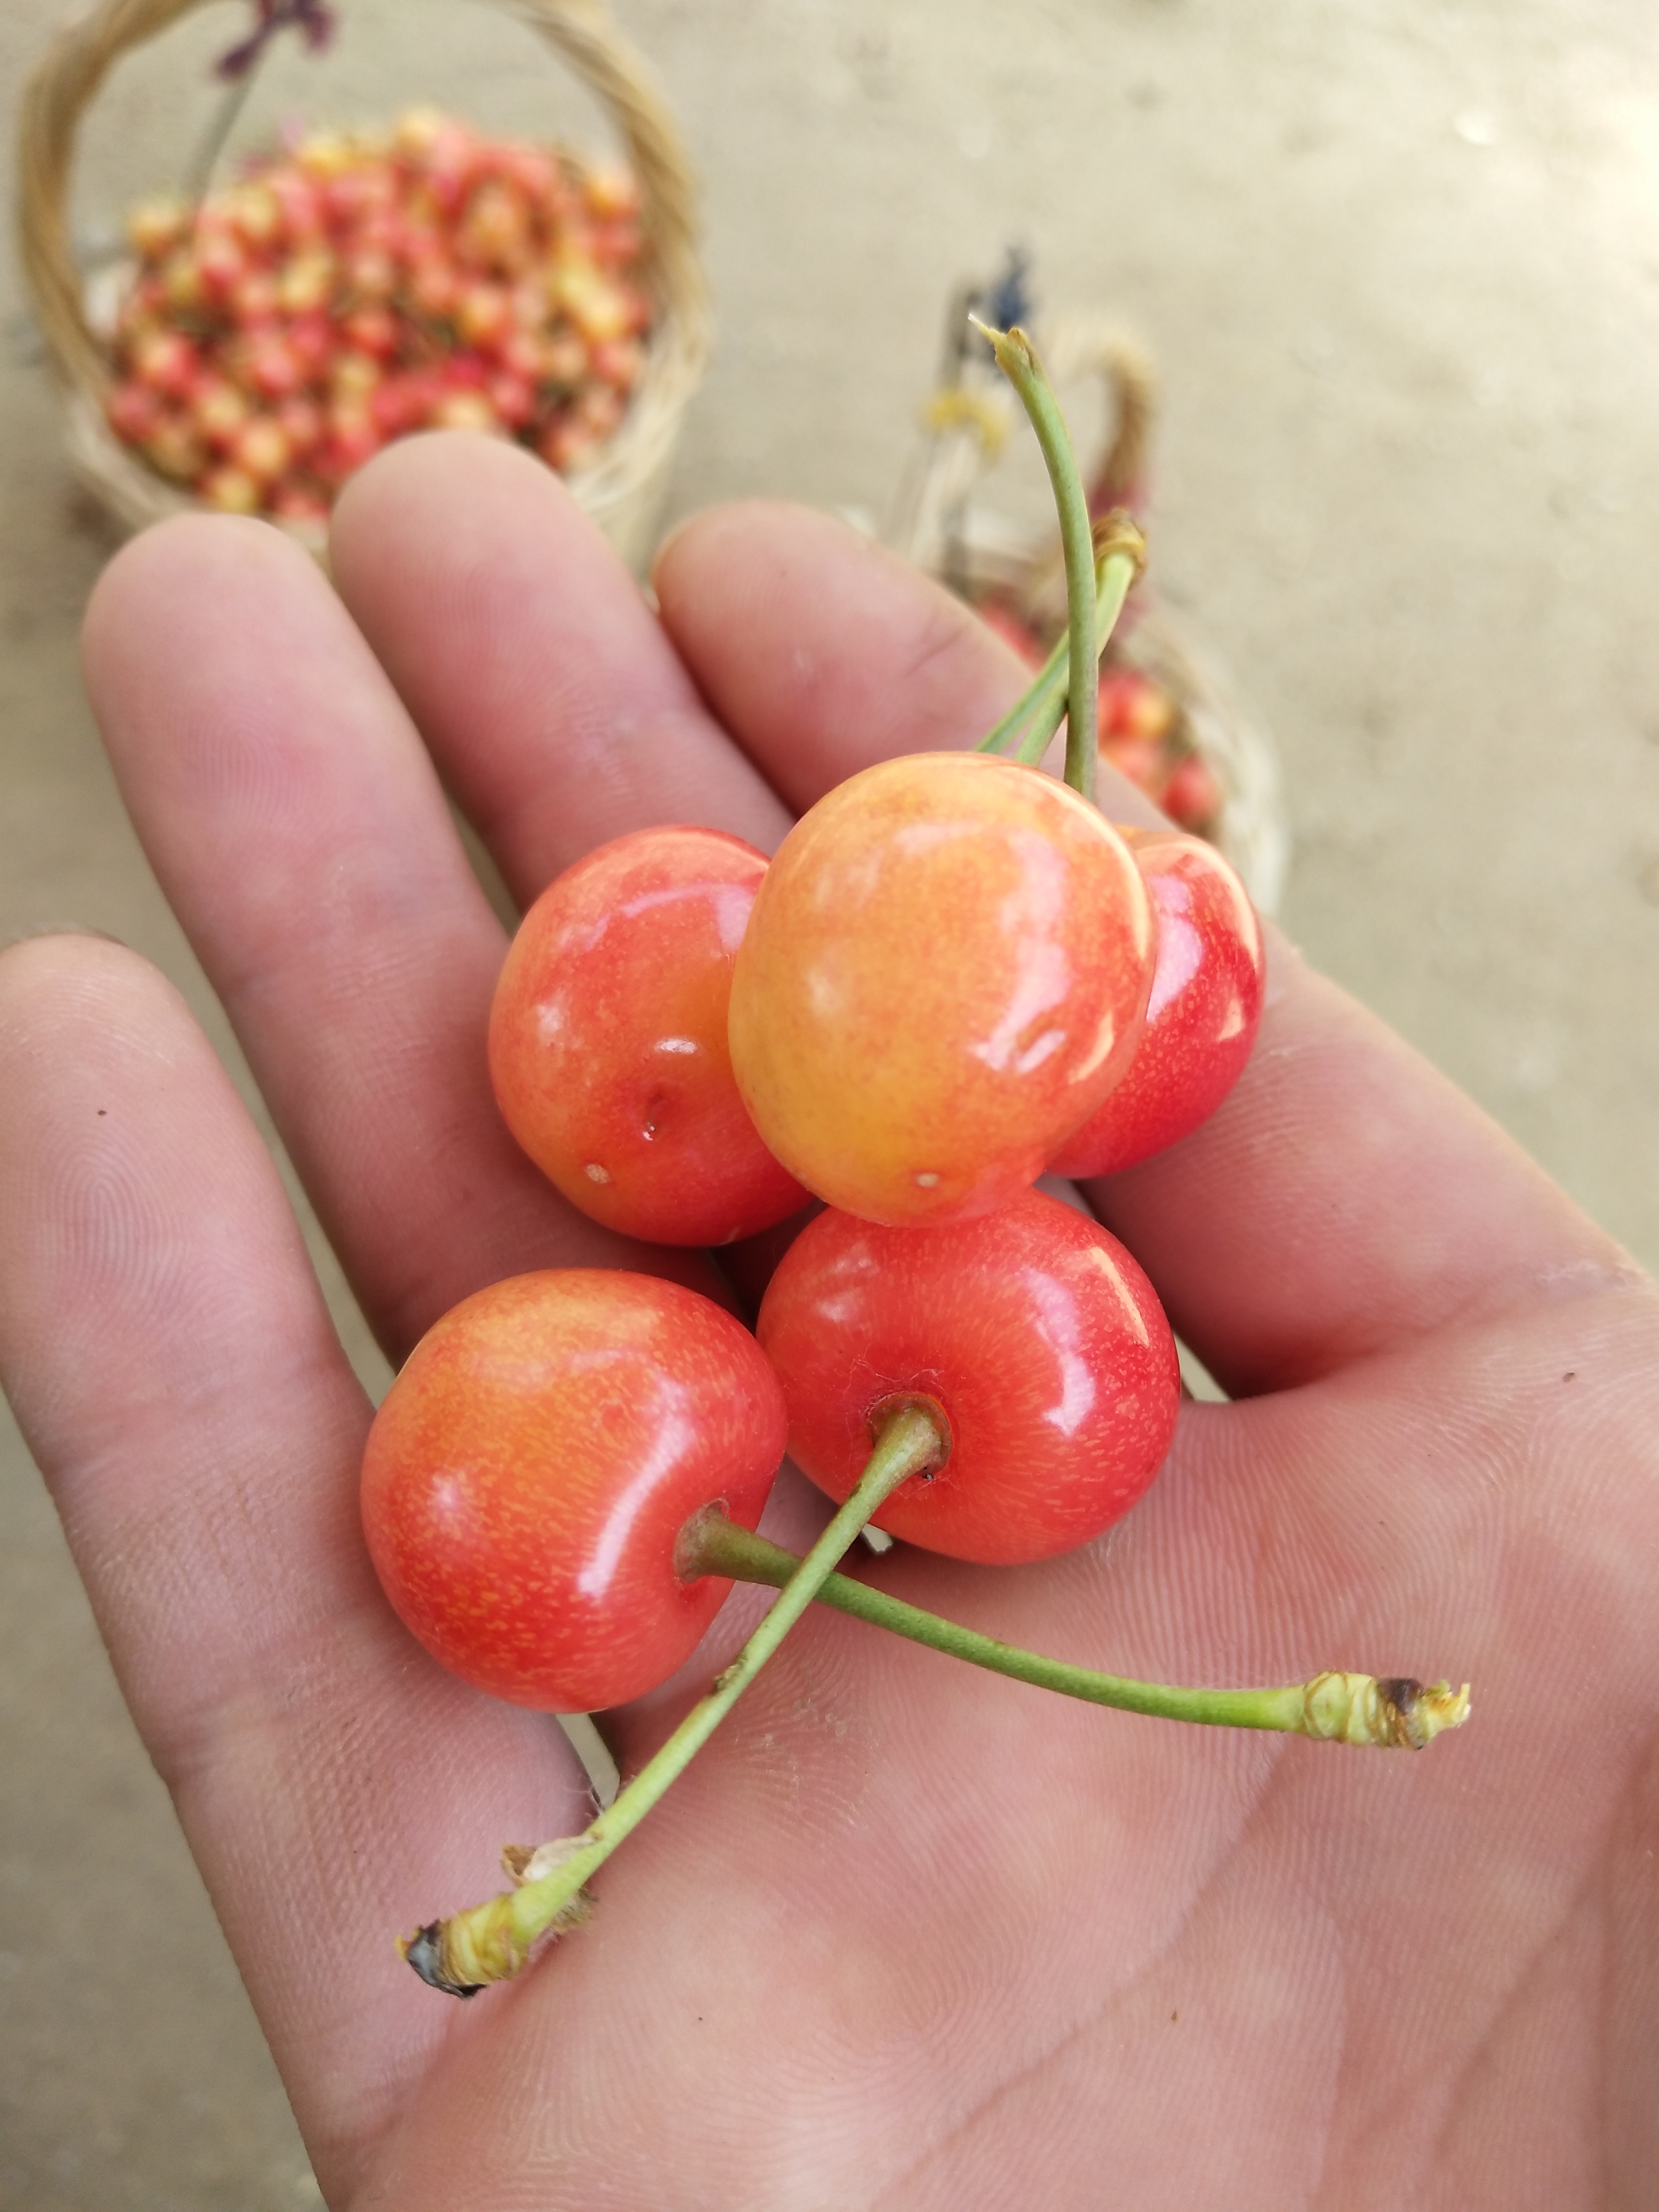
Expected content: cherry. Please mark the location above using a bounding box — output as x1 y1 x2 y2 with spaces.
489 827 809 1246
1161 749 1224 834
1098 733 1166 799
190 375 250 450
1099 661 1175 743
124 194 189 261
104 379 162 446
142 416 206 483
1049 826 1264 1178
485 369 537 430
129 327 199 400
361 1269 789 1713
755 1187 1181 1563
727 751 1154 1227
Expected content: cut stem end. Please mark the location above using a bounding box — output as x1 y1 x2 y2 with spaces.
1296 1672 1472 1750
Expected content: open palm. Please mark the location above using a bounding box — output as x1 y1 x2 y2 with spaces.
2 434 1655 2210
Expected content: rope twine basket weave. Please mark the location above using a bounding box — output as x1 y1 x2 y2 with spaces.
889 312 1290 914
16 0 711 572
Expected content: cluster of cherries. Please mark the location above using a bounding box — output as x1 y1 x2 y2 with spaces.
358 325 1463 1996
103 108 651 525
364 775 1265 1720
977 598 1225 835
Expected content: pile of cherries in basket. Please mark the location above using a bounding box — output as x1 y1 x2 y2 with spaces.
360 327 1466 1997
103 108 651 524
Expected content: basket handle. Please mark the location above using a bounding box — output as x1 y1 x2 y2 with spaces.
16 0 708 394
1031 318 1155 513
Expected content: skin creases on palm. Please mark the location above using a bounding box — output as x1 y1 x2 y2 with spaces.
0 433 1655 2210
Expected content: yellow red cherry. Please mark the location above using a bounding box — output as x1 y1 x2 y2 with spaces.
727 751 1155 1225
490 827 809 1247
757 1189 1181 1564
1049 827 1264 1178
361 1270 788 1712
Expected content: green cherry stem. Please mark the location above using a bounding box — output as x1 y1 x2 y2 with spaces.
1037 541 1137 757
1011 681 1068 769
401 1404 946 1996
977 553 1105 762
1011 541 1143 768
975 517 1148 764
972 317 1099 801
974 636 1069 757
681 1512 1472 1750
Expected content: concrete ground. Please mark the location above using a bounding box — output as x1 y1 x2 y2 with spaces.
2 0 1657 2203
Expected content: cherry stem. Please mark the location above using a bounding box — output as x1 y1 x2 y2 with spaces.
400 1404 946 1996
682 1512 1472 1750
972 318 1099 801
1026 537 1139 762
975 531 1144 769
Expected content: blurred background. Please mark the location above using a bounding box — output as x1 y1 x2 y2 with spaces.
2 0 1657 2202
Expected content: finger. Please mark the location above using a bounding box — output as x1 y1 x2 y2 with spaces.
655 498 1076 817
653 503 1625 1391
0 936 593 2202
80 509 721 1366
329 433 794 904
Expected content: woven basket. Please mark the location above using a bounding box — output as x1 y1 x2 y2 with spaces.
16 0 711 573
889 313 1290 914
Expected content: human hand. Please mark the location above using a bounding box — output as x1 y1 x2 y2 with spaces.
2 433 1655 2208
